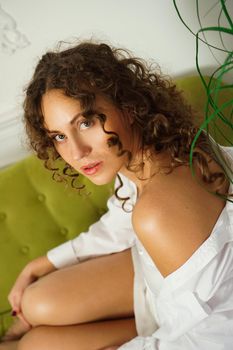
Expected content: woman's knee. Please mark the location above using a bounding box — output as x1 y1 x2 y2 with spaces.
20 250 135 326
21 281 54 326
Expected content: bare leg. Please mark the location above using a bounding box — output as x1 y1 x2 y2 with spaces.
2 249 135 349
1 318 31 342
18 317 137 350
0 341 18 350
21 249 134 326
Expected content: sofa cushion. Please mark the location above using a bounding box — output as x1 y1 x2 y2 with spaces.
0 155 113 336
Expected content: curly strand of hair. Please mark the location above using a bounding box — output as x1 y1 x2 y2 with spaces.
63 166 86 192
52 171 67 184
44 158 59 172
22 41 231 203
97 112 137 210
192 150 227 197
96 113 128 157
115 174 132 212
63 165 79 178
70 178 86 194
43 155 69 185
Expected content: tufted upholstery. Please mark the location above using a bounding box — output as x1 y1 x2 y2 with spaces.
0 75 232 338
0 155 113 336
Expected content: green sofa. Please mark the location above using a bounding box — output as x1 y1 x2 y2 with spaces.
0 157 113 336
0 75 232 338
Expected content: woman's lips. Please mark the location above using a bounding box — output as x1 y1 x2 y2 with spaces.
81 162 103 175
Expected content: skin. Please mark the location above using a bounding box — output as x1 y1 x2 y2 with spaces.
3 251 136 350
41 89 152 192
2 89 229 349
42 90 134 186
133 162 228 277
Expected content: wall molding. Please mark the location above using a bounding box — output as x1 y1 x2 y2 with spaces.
0 107 30 168
0 4 30 55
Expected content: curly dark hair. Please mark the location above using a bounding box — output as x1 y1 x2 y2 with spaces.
23 40 228 205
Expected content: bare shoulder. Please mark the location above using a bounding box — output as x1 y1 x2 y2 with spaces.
132 166 226 277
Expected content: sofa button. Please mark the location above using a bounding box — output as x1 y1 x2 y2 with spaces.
60 227 68 236
0 212 6 221
20 246 30 254
38 194 46 202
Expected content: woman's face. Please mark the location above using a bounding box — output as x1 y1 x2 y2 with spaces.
41 89 132 185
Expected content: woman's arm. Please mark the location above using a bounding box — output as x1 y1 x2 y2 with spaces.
47 174 137 269
8 175 136 323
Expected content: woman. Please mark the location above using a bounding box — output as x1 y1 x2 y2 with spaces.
1 41 233 350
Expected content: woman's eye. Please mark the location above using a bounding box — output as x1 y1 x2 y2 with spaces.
53 134 65 142
79 119 93 130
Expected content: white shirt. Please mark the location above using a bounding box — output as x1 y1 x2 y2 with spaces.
47 146 233 350
47 172 137 267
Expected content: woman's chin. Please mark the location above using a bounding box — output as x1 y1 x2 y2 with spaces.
86 173 116 186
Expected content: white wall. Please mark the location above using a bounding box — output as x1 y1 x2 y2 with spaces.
0 0 232 167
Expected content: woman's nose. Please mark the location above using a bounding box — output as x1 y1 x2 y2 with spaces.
70 138 91 161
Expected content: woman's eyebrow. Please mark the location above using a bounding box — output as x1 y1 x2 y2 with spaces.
70 113 83 125
45 113 83 134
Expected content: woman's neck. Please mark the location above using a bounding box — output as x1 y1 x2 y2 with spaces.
119 150 171 197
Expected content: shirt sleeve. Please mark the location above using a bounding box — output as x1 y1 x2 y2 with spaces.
47 174 137 268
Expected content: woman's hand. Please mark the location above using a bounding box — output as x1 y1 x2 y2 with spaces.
8 255 56 322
